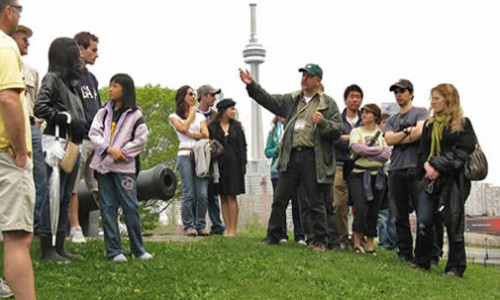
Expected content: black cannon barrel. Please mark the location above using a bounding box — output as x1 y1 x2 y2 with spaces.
78 164 177 213
77 164 177 236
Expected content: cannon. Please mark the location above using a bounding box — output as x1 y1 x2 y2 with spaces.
77 164 178 236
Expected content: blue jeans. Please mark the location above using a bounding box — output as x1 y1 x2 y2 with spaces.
207 183 225 234
177 155 208 231
32 126 48 227
40 154 80 231
377 192 398 250
97 173 146 259
414 190 452 270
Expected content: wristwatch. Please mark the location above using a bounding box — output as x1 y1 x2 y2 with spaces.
403 127 410 135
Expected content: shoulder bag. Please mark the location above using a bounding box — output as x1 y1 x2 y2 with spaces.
464 133 488 181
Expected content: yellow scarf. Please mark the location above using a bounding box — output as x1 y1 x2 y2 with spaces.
428 113 447 159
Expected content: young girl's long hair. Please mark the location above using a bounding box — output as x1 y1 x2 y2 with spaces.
109 73 138 111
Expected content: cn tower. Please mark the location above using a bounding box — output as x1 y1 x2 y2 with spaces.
243 3 266 160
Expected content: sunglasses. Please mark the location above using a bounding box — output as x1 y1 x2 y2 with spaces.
188 91 196 96
10 5 23 13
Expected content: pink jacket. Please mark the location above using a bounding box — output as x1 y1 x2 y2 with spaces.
89 102 148 174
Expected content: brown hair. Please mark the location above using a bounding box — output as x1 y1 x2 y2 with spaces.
74 31 99 49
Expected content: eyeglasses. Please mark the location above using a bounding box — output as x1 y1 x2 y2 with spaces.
10 5 23 13
188 91 196 97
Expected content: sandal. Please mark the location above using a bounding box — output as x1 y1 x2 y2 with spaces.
354 247 363 254
367 250 378 257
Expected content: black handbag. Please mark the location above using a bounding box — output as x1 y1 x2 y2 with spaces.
464 134 488 181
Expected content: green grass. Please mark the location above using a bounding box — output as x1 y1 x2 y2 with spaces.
3 227 500 299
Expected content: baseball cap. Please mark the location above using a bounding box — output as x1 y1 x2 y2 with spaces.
197 84 221 97
389 79 413 92
15 25 33 37
298 63 323 79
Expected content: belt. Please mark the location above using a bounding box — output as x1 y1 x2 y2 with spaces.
29 116 35 126
179 147 193 152
293 146 313 152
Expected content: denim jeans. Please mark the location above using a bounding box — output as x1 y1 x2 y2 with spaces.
32 125 48 227
177 155 208 231
207 182 225 234
377 191 398 250
40 154 80 231
97 173 146 259
414 190 456 272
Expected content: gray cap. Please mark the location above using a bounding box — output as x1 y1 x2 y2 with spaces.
389 79 413 92
197 84 221 97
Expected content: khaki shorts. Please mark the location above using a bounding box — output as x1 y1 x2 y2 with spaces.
0 152 35 232
73 139 98 194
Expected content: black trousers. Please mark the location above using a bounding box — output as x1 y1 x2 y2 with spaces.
388 168 419 260
267 148 329 247
270 178 305 241
348 172 385 237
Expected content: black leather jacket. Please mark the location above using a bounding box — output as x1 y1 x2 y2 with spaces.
34 72 86 143
416 118 475 241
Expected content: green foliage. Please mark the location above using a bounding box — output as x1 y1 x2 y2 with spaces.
99 84 180 231
11 227 500 299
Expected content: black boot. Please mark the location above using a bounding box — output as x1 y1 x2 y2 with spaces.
40 231 70 264
56 231 83 260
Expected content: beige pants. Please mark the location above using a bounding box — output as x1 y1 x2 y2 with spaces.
0 152 35 232
333 165 349 245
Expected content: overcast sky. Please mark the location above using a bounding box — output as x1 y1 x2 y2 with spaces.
20 0 500 185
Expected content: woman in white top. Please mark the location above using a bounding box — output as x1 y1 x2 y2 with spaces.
169 85 209 236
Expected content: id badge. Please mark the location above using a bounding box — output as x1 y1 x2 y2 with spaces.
294 119 306 131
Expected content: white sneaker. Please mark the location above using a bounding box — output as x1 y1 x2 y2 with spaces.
0 278 13 298
279 238 288 244
138 252 153 260
70 226 87 243
297 239 307 246
112 254 128 263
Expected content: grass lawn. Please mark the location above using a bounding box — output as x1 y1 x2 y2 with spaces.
3 226 500 299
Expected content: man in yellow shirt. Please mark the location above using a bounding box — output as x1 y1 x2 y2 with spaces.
0 1 36 299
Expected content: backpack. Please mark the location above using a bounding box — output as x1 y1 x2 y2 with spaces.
102 109 144 176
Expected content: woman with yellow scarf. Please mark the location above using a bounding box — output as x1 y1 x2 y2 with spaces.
413 84 475 277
